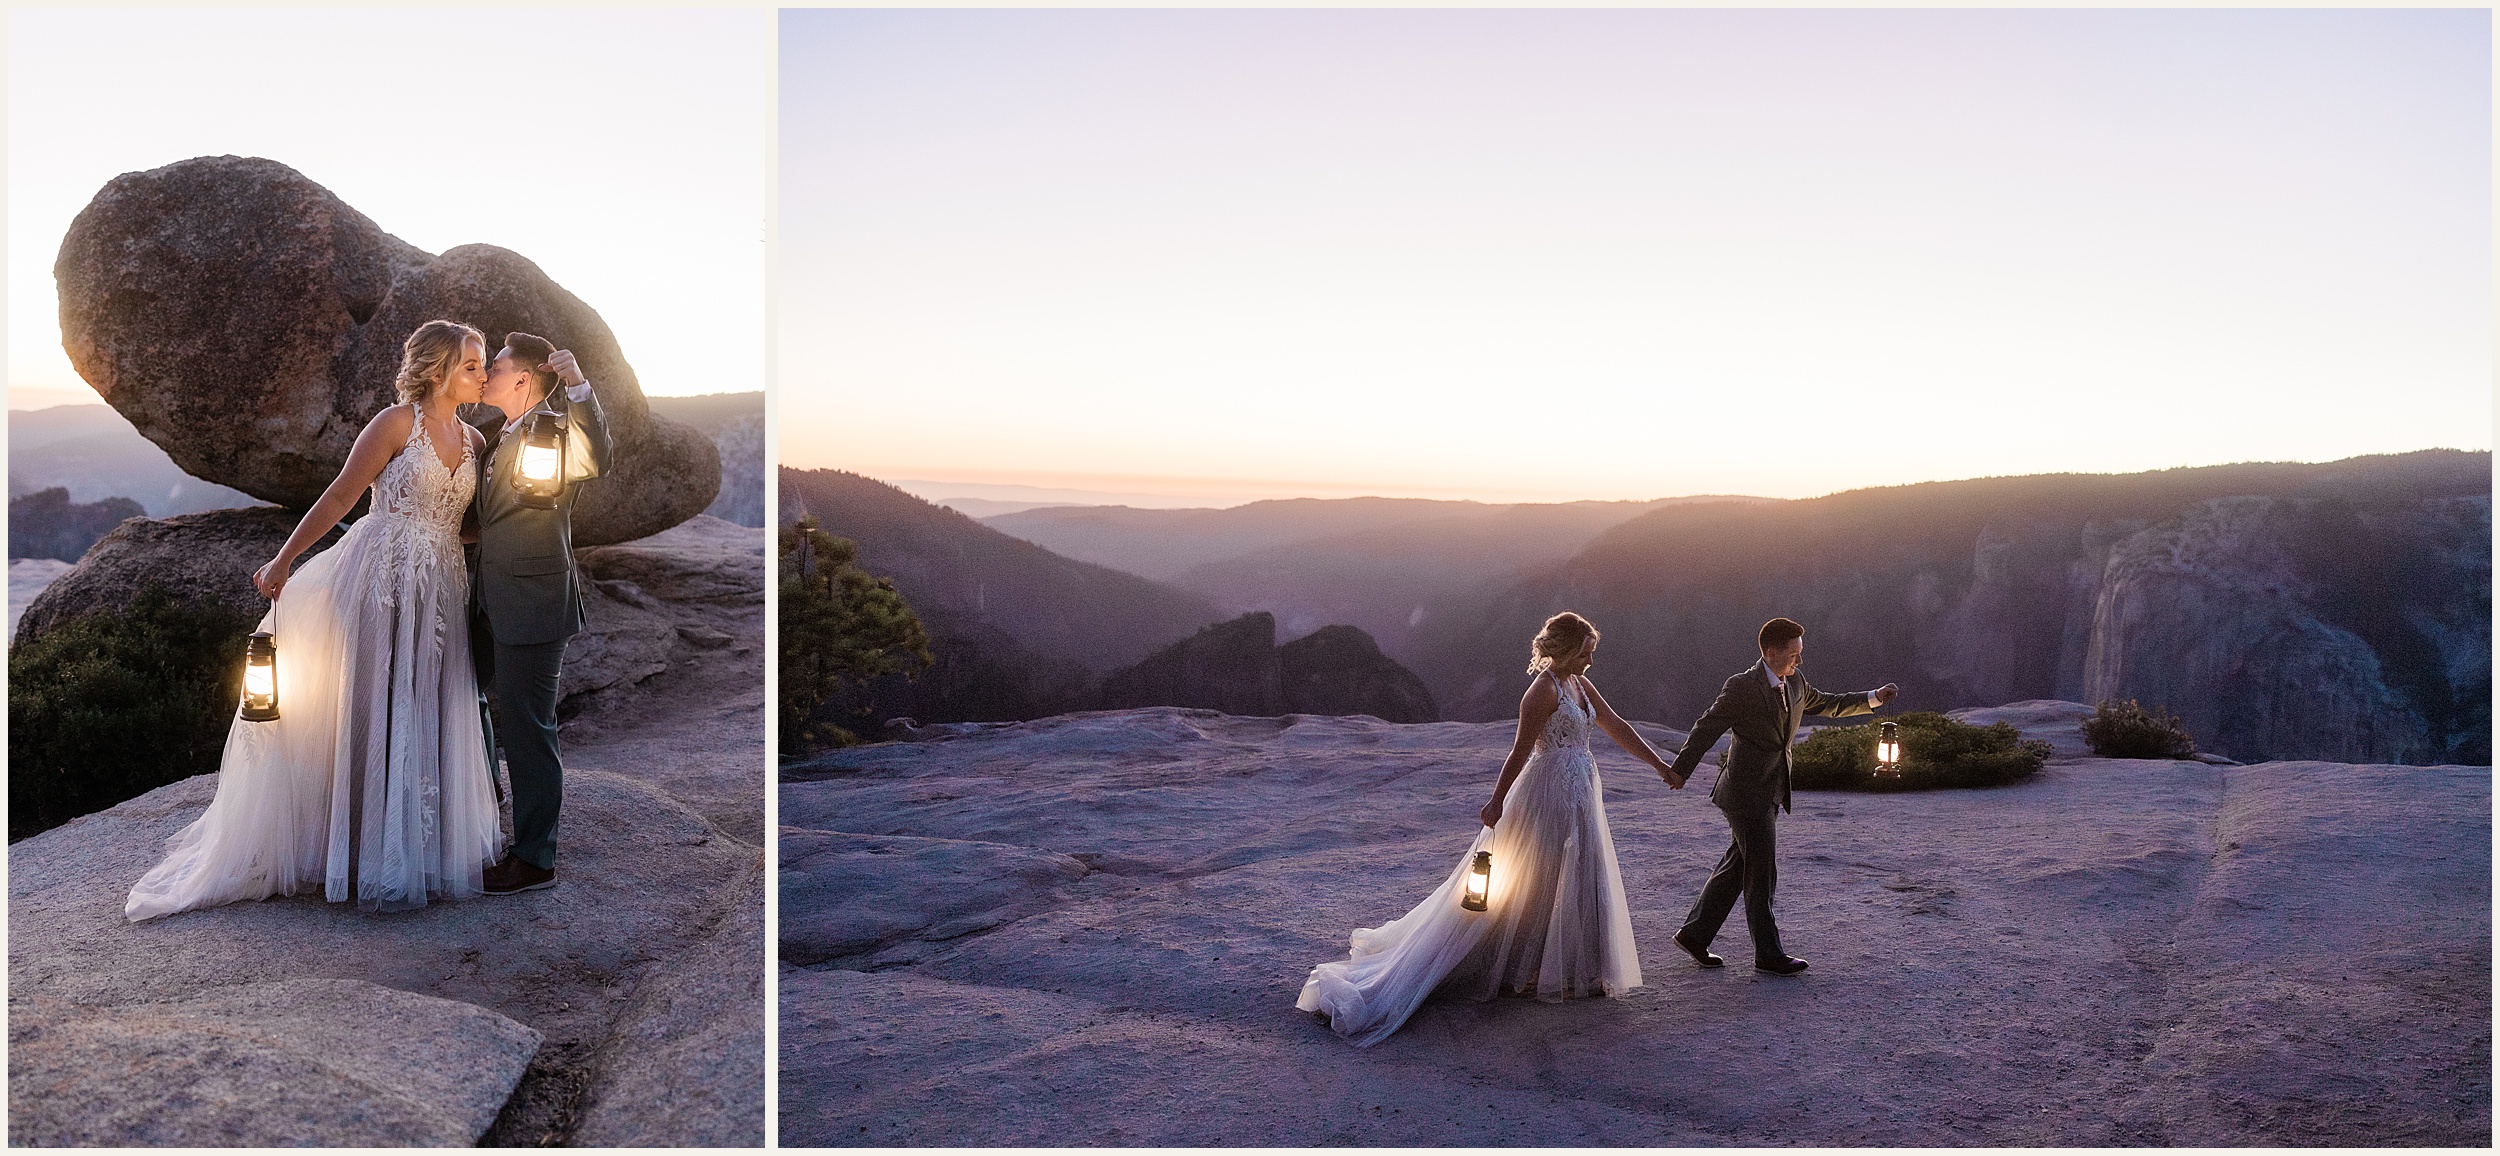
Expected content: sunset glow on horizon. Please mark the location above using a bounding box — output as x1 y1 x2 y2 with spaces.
781 9 2489 506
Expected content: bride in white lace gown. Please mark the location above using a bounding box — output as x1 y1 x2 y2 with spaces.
127 320 507 920
1297 611 1683 1046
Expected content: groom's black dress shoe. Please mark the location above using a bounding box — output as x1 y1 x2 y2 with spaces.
1672 931 1724 968
1754 955 1810 976
483 857 557 895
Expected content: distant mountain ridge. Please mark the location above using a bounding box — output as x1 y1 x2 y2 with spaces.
986 495 1768 583
986 494 1772 678
780 468 1227 727
7 404 257 518
920 452 2486 766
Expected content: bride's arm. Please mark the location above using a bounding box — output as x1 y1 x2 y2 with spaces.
252 405 414 600
1582 679 1682 787
1479 677 1561 829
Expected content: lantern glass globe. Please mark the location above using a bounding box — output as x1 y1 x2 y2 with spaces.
1462 850 1492 911
519 442 561 482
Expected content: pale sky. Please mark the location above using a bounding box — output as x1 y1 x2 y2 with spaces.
781 9 2491 504
9 8 770 410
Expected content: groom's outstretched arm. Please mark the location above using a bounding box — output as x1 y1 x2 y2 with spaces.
1668 675 1748 781
1798 680 1877 718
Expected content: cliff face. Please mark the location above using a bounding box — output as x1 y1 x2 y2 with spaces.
1422 452 2489 765
1095 612 1287 717
1278 624 1439 723
2077 495 2489 765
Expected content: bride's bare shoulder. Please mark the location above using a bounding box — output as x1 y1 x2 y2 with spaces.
347 403 416 450
361 402 417 436
1518 671 1561 711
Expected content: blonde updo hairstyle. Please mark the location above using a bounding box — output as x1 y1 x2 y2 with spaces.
1526 611 1600 675
394 319 485 404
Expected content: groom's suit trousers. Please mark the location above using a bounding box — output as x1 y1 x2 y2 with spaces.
488 638 568 870
1680 802 1783 963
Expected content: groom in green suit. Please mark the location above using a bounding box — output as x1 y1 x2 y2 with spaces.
472 331 613 894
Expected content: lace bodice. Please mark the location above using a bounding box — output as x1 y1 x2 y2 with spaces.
371 415 475 538
1538 673 1594 753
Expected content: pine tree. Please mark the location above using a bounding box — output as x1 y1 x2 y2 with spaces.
778 516 930 751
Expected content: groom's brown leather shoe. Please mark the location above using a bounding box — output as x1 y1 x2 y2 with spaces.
1672 930 1724 968
1754 955 1809 976
483 857 556 895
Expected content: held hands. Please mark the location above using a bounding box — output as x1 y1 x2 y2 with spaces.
252 557 291 600
545 349 587 389
1658 765 1689 789
1872 683 1900 707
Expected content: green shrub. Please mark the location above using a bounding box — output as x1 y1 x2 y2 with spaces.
1791 710 2052 792
7 587 260 841
2081 698 2197 759
780 516 931 753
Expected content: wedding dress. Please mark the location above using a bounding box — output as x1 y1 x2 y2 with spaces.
1297 670 1643 1046
126 417 505 920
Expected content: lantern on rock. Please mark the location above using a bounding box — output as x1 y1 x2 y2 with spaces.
513 409 567 509
1875 720 1902 778
240 631 280 721
1461 850 1492 911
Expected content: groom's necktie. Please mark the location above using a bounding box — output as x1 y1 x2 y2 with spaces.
1774 679 1789 726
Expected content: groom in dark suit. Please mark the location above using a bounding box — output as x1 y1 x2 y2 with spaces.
471 332 613 894
1661 617 1897 974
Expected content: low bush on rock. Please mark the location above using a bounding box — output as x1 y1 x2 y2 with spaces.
7 587 258 841
1791 711 2052 792
2081 698 2197 759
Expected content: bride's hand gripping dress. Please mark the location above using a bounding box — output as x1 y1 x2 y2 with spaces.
1295 669 1643 1046
125 405 506 920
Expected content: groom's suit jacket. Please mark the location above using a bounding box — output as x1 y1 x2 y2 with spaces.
1668 660 1874 816
470 383 613 648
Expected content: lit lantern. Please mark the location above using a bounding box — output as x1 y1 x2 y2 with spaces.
1461 850 1491 911
513 409 566 509
1875 720 1902 777
240 631 280 721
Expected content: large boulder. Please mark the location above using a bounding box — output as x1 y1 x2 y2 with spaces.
55 154 716 545
11 507 329 646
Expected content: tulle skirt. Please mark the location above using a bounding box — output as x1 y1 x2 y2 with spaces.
1296 746 1642 1047
125 512 505 920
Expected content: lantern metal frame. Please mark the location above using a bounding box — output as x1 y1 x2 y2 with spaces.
1875 719 1902 777
1461 850 1492 911
512 408 567 510
240 630 280 721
